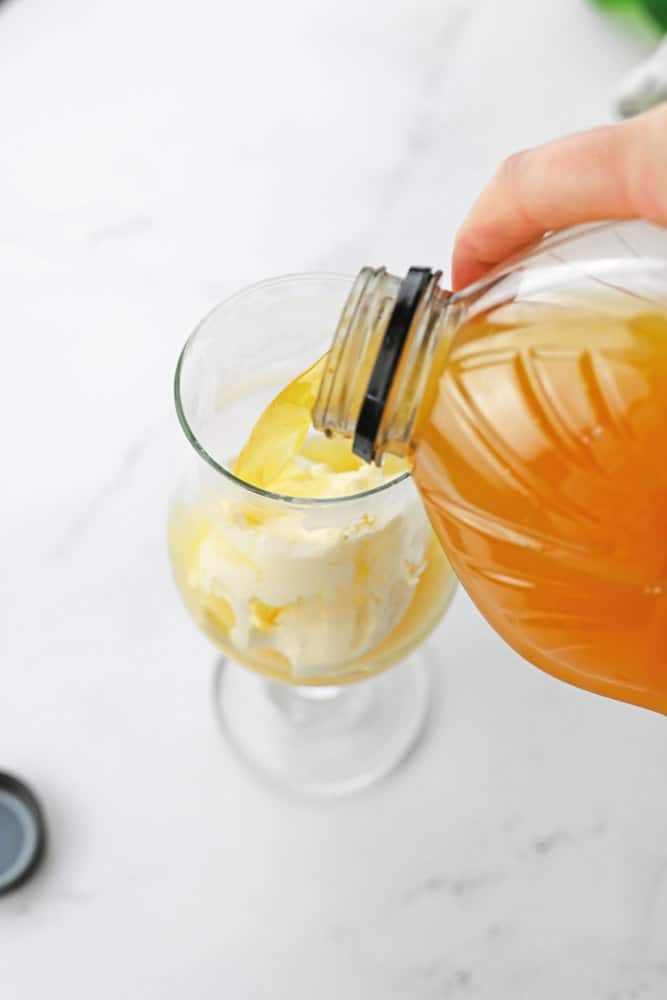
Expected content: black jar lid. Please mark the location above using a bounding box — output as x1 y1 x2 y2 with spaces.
0 772 47 895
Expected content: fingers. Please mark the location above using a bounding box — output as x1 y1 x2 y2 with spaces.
451 104 667 291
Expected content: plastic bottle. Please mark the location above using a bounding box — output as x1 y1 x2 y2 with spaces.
313 221 667 712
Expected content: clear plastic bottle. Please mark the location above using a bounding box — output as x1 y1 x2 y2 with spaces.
313 221 667 713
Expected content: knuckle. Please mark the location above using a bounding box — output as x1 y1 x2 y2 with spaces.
497 150 530 189
631 108 667 223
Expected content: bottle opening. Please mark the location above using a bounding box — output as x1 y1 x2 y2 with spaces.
313 268 400 447
353 267 434 462
313 265 449 466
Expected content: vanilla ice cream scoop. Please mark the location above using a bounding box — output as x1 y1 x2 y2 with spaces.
174 352 431 680
187 452 429 679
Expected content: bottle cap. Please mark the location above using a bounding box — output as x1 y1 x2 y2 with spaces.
0 772 47 895
353 267 433 463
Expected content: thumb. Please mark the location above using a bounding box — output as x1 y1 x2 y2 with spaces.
451 105 667 291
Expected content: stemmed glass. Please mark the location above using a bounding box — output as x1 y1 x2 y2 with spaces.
170 275 457 796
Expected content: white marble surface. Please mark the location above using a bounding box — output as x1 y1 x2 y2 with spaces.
1 0 666 996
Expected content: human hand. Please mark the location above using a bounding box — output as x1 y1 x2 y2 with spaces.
452 104 667 291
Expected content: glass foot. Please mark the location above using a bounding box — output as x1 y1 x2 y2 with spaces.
212 657 430 798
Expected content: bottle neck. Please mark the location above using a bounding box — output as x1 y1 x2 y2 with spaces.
313 266 454 464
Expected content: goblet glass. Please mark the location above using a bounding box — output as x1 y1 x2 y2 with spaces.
170 275 457 796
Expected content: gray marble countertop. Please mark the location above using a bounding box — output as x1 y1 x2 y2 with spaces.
1 0 665 997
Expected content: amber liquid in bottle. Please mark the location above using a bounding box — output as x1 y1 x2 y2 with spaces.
315 240 667 715
411 303 667 713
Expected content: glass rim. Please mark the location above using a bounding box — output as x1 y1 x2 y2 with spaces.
174 272 411 507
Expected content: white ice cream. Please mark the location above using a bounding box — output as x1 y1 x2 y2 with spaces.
186 457 429 679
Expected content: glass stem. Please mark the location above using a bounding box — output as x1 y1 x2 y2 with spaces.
267 679 374 730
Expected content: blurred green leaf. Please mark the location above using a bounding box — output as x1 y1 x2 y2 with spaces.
595 0 667 30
